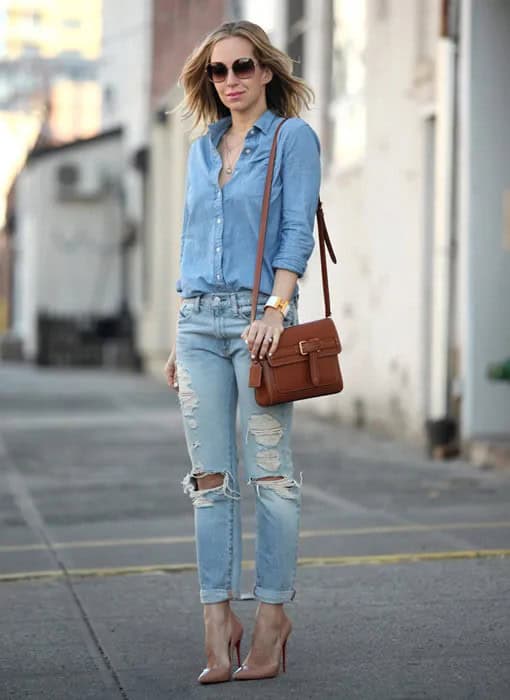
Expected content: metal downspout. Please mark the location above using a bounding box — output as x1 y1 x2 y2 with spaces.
425 0 460 456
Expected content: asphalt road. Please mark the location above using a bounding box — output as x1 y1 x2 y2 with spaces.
1 363 509 699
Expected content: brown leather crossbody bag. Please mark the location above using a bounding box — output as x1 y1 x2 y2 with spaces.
248 118 344 406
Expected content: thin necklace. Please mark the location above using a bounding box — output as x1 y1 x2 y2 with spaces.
222 131 245 175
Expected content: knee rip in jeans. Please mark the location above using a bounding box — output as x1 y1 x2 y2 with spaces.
176 362 199 429
248 473 303 500
247 413 285 472
181 469 240 508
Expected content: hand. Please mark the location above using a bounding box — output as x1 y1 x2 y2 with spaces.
240 308 284 361
163 346 179 391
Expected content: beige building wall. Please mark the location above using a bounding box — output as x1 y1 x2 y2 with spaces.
48 80 101 142
3 0 101 59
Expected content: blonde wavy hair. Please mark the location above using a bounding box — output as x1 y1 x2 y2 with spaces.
177 20 314 132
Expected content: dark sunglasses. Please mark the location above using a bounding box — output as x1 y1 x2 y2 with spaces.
206 57 258 83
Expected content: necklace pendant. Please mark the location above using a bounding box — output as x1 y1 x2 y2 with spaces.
225 166 232 174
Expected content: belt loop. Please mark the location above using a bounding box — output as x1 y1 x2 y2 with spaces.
194 295 201 312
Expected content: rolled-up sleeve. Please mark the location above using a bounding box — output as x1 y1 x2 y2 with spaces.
271 121 321 277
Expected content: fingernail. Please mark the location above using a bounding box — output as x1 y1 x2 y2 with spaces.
268 352 272 357
251 354 255 359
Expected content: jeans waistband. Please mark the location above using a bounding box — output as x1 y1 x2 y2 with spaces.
183 290 271 314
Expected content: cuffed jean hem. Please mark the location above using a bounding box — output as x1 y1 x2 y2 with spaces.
200 588 241 604
253 585 296 604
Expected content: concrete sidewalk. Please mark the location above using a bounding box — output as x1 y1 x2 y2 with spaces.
1 363 509 699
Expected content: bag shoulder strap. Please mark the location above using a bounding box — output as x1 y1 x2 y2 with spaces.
250 117 338 324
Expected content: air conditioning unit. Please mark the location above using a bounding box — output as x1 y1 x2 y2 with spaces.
56 163 109 201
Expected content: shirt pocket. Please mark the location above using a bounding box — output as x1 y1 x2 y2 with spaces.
245 149 283 200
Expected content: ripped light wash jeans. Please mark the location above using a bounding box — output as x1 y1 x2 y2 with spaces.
175 290 302 605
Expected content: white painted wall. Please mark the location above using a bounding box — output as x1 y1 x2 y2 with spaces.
14 134 124 359
295 0 440 444
458 0 510 438
99 0 151 151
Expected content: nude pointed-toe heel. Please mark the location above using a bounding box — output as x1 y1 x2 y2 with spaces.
197 618 243 684
233 619 292 681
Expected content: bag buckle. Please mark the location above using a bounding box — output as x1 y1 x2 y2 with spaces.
299 338 322 356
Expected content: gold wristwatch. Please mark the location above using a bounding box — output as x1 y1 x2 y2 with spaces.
264 295 290 317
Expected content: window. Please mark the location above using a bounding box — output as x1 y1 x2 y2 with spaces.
330 0 366 169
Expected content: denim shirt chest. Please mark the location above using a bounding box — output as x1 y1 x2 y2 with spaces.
176 109 321 300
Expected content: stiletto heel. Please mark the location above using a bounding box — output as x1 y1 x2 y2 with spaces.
282 637 287 673
235 637 241 667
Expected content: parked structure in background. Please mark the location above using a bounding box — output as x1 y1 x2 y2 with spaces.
12 129 141 368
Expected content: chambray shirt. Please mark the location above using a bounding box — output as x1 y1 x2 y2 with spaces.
176 109 321 300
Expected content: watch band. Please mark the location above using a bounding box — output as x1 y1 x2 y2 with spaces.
264 295 290 317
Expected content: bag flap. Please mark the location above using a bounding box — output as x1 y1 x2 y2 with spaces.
267 318 342 368
267 339 340 367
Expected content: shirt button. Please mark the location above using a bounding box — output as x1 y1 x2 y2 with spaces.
244 148 251 154
216 217 221 224
216 246 221 252
249 129 254 134
216 274 221 280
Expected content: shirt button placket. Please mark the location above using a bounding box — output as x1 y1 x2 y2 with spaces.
215 211 223 283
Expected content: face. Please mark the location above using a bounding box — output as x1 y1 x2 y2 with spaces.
208 36 272 115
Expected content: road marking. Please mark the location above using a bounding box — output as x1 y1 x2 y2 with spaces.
1 549 509 582
1 520 509 553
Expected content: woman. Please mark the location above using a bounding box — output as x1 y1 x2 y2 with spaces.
164 20 320 684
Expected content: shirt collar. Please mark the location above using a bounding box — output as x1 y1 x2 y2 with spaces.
208 109 279 145
252 109 279 134
208 115 231 146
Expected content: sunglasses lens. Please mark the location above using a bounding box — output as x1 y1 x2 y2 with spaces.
206 58 256 82
233 57 256 78
207 63 228 82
